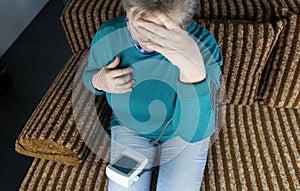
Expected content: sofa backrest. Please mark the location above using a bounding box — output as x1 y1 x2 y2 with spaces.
60 0 299 52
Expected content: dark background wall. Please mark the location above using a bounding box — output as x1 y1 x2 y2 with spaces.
0 1 72 190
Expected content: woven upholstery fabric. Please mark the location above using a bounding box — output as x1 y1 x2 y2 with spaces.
197 19 285 105
258 15 300 108
19 104 300 191
19 130 111 191
197 0 300 21
202 103 300 190
20 158 108 191
60 0 300 53
15 50 112 166
19 158 109 191
60 0 124 53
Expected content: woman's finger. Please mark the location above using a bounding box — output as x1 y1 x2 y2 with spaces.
139 42 164 53
116 79 135 89
112 80 135 94
109 67 134 78
114 73 132 85
137 19 169 38
130 23 150 42
136 25 169 47
156 14 180 29
114 88 133 94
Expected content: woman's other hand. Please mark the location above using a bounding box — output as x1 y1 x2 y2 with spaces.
92 57 135 94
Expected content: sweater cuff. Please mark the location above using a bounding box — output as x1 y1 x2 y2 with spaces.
82 71 104 96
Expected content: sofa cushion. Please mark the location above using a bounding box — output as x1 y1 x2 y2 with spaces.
18 158 108 191
258 15 300 108
198 19 285 105
18 103 300 191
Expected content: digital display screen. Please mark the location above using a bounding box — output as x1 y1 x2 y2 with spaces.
112 155 139 175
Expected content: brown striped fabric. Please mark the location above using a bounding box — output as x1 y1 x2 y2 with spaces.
15 50 112 166
197 0 300 21
60 0 124 53
258 15 300 109
60 0 300 53
201 103 300 191
197 19 285 105
19 141 110 191
19 104 300 191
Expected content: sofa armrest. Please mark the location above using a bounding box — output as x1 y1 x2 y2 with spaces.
15 50 112 166
60 0 124 53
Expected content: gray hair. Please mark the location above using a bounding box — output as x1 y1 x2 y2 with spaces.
122 0 199 29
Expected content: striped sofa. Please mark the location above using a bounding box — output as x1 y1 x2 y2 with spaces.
15 0 300 190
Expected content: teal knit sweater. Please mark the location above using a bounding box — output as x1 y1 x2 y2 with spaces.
82 15 222 142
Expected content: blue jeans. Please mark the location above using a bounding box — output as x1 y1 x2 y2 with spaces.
108 126 210 191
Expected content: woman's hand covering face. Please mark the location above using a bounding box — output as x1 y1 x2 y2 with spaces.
132 13 207 83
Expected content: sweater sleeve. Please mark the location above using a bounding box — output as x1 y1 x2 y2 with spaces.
82 16 128 95
172 28 223 143
82 29 106 96
82 20 115 96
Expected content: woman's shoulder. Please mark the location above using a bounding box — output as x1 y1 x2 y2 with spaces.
100 15 127 30
91 15 127 46
188 20 223 66
187 20 218 48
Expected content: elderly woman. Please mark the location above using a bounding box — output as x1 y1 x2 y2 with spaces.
83 0 222 190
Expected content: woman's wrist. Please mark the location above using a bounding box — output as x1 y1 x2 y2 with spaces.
177 58 206 83
92 73 102 91
178 69 206 84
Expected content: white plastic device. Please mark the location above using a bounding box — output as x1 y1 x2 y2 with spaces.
106 149 148 188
